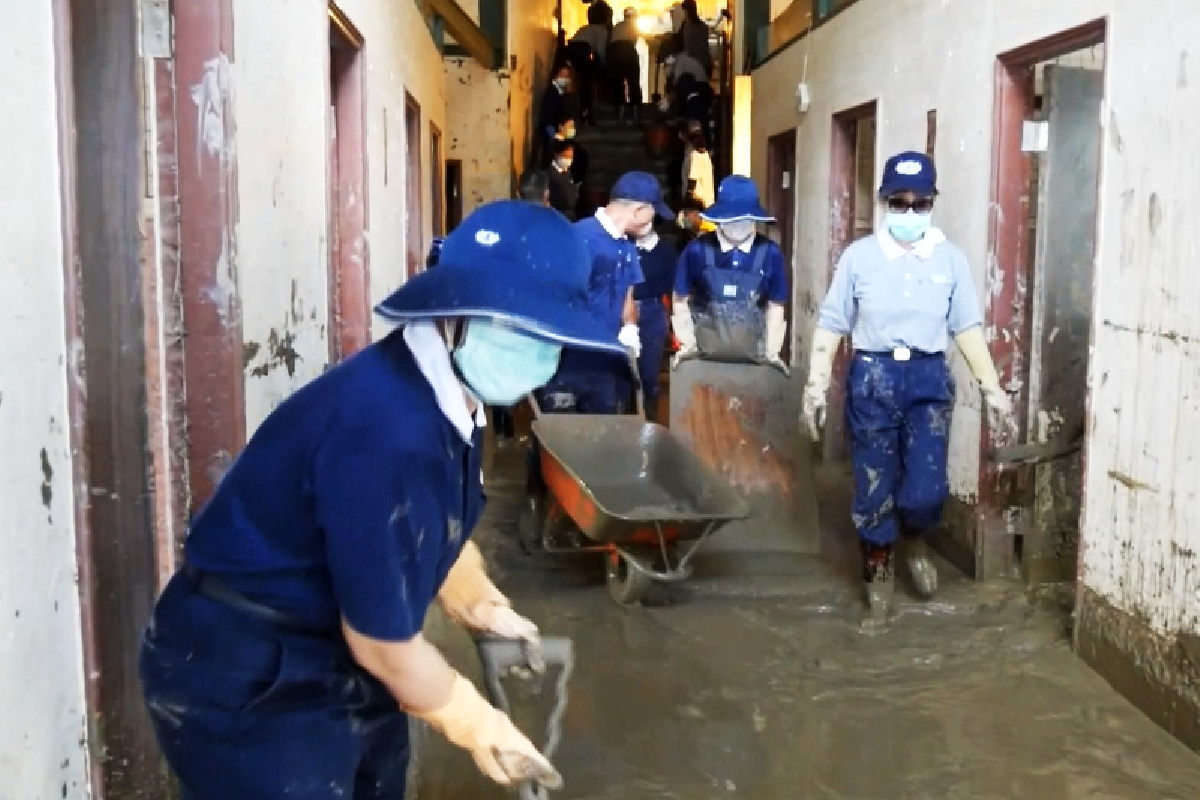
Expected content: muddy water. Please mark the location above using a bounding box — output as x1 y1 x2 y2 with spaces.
412 441 1200 800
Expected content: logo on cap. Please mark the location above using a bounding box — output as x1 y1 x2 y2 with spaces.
895 160 923 176
475 230 500 246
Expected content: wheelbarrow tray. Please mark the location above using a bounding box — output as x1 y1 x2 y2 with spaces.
532 414 751 545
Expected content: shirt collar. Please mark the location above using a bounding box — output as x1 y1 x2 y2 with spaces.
402 322 487 445
595 208 624 240
877 226 947 261
636 231 660 251
716 228 754 253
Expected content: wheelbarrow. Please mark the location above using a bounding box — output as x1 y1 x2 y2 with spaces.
519 354 751 605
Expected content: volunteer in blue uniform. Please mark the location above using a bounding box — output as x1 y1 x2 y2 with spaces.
802 151 1013 622
631 217 677 422
537 171 672 415
138 200 623 800
671 175 790 373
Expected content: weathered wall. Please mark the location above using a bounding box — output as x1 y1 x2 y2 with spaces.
0 3 90 797
508 0 561 178
445 58 513 214
752 0 1200 745
234 0 447 432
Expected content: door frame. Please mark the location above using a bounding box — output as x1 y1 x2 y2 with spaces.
404 92 423 279
766 128 797 364
979 18 1107 579
826 100 877 461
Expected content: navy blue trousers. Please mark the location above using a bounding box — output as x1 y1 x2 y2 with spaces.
636 299 669 409
140 572 408 800
846 352 954 547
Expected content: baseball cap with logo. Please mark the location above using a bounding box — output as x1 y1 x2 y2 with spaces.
878 151 938 198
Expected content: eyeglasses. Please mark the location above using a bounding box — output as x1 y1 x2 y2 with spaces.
886 197 935 214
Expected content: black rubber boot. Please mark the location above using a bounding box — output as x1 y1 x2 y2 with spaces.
902 535 938 599
861 542 895 630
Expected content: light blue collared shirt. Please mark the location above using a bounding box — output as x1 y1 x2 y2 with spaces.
817 228 983 353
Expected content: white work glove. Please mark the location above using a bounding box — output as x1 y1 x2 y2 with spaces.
618 323 642 358
764 303 789 376
671 297 698 369
955 326 1016 436
802 328 842 442
413 673 562 789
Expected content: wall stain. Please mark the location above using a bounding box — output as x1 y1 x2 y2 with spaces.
1148 192 1162 237
242 341 261 367
1108 470 1156 493
40 447 53 508
1179 51 1189 89
248 328 301 378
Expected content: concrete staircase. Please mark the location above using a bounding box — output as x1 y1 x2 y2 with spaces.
576 100 680 206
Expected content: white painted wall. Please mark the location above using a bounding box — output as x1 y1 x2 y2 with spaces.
0 4 90 799
233 0 448 432
445 58 513 214
752 0 1200 636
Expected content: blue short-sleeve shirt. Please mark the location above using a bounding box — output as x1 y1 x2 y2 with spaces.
574 211 645 330
674 234 789 305
817 230 983 353
184 325 487 641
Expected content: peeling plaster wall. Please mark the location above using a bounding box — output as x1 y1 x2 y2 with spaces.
0 4 90 798
752 0 1200 636
445 58 513 214
338 0 447 325
508 0 561 179
233 0 447 432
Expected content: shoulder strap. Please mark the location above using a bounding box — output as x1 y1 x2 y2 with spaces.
750 234 772 275
697 232 719 272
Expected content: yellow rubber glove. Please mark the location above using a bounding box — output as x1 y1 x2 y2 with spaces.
954 326 1013 430
412 673 563 789
671 296 698 368
801 328 843 441
438 541 542 667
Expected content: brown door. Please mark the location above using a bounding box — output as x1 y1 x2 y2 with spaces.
766 129 796 364
405 93 423 279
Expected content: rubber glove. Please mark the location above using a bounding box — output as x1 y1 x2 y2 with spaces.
955 326 1014 434
802 328 842 441
764 303 789 376
438 542 542 668
671 297 698 369
618 323 642 358
412 673 563 789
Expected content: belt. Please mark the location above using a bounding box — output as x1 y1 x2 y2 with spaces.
856 347 944 362
181 563 334 635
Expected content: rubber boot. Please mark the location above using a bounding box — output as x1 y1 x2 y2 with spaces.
861 542 895 630
903 535 938 599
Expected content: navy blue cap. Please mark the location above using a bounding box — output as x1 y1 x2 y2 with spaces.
375 200 623 355
879 151 937 198
611 171 673 219
700 175 774 223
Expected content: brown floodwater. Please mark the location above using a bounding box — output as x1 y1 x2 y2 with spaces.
410 438 1200 800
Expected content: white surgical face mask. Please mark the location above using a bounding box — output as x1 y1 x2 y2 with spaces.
453 320 562 406
719 220 756 244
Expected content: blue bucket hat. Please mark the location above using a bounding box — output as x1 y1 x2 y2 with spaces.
879 151 937 198
700 175 774 223
611 171 673 219
375 200 623 354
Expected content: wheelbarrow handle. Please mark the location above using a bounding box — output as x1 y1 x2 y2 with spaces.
624 349 645 420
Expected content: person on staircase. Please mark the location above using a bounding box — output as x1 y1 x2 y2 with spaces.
568 3 611 124
547 140 580 222
669 50 712 126
137 200 623 800
801 151 1013 625
537 63 575 164
671 175 789 374
550 115 588 188
631 215 678 422
676 0 713 78
607 8 644 126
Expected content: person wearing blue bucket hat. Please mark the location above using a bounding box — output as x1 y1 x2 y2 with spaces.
802 150 1013 626
138 200 618 800
671 174 790 372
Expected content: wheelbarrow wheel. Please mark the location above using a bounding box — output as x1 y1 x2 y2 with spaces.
606 551 654 606
517 494 544 555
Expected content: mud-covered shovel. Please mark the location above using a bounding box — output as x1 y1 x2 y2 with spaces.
475 636 574 800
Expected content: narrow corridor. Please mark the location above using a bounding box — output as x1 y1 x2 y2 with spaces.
413 440 1200 799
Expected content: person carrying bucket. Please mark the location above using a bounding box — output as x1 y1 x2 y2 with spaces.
138 200 624 799
670 175 790 373
801 151 1013 624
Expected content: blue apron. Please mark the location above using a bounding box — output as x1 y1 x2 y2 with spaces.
691 234 771 361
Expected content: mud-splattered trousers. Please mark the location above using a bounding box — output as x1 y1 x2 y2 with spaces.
140 573 410 800
846 350 954 546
